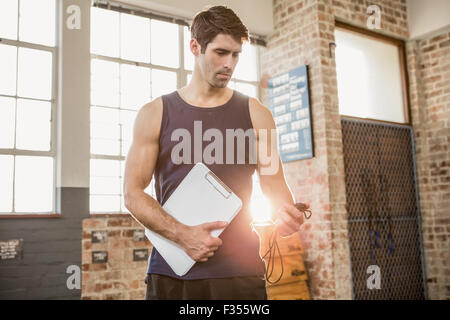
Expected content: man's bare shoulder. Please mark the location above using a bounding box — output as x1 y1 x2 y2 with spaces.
133 97 163 142
248 97 276 130
138 97 163 121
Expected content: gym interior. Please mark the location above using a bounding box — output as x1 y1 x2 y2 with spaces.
0 0 449 300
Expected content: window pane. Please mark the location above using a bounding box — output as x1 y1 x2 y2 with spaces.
17 47 52 100
151 20 179 68
90 195 120 213
91 7 119 57
91 138 120 156
91 122 120 140
15 156 53 212
91 159 120 177
0 97 16 149
335 29 406 123
235 82 258 98
120 64 150 110
0 44 17 95
120 13 150 63
120 160 125 180
121 139 132 157
184 26 194 71
19 0 56 46
121 195 130 213
91 59 119 107
90 176 121 195
151 69 177 99
234 43 258 82
0 155 14 213
0 0 18 40
91 106 119 125
120 109 137 142
16 99 51 151
146 179 155 197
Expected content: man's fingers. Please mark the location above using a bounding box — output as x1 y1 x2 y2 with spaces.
280 215 301 232
275 219 296 237
203 221 228 231
198 250 216 262
282 203 305 224
283 203 303 220
279 211 301 230
211 237 223 247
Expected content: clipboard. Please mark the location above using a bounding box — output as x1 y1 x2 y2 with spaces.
145 162 242 276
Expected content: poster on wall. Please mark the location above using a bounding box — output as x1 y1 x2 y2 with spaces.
268 65 314 162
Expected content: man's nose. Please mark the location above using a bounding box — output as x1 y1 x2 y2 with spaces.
223 55 234 70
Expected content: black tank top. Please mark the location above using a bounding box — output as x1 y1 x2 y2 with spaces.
147 90 265 279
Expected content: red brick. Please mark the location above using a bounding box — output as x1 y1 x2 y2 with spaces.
107 218 132 227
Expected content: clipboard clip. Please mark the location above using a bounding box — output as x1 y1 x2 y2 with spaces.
205 171 232 199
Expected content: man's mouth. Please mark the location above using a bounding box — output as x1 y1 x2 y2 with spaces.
217 73 231 79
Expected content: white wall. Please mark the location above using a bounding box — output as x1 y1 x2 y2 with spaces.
114 0 274 36
57 0 91 188
407 0 450 39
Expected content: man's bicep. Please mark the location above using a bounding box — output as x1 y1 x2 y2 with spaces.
123 99 162 195
124 140 158 194
249 99 281 177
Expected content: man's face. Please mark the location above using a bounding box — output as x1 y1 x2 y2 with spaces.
194 34 242 88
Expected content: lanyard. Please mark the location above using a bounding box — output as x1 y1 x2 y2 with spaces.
261 203 312 284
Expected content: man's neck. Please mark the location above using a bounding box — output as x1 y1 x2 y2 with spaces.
179 74 233 108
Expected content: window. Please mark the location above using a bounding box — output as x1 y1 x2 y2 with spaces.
90 7 261 214
334 25 407 123
90 7 179 214
0 0 56 215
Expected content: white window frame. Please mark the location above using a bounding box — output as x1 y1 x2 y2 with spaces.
0 0 58 216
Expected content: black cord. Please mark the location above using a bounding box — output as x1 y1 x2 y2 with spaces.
262 228 284 284
261 206 312 285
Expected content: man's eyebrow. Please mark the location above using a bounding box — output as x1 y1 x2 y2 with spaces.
214 48 242 53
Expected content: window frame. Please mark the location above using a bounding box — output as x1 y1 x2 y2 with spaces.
89 10 183 216
0 0 58 217
334 20 411 125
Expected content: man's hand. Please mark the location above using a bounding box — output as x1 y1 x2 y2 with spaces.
178 221 228 262
274 202 309 237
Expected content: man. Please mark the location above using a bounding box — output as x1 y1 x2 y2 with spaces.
123 6 307 300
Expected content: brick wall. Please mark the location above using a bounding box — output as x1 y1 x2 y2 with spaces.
260 0 411 300
406 31 450 300
81 216 151 300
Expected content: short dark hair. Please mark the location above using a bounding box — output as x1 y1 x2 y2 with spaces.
190 6 249 54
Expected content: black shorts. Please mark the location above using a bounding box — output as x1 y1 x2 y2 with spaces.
145 273 268 300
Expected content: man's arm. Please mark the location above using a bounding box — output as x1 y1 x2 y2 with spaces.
248 98 307 237
123 98 225 262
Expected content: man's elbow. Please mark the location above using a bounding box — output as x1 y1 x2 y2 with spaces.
124 188 139 211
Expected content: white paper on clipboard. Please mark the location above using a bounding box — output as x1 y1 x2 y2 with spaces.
145 162 242 276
